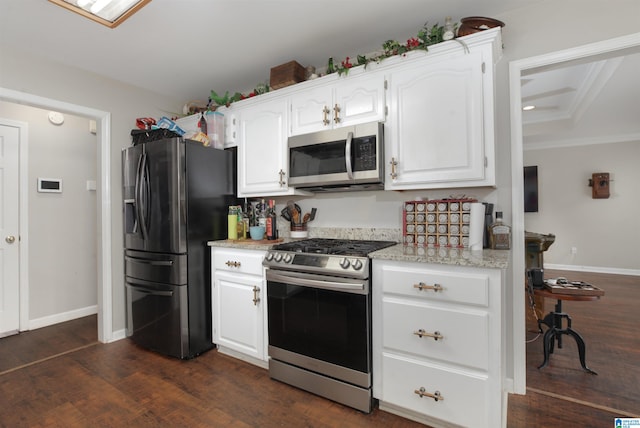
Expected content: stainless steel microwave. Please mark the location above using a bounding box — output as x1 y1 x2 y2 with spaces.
288 121 384 192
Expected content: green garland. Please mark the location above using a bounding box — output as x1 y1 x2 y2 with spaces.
332 22 450 76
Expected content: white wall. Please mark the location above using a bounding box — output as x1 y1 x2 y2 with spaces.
0 48 183 333
0 101 98 323
524 140 640 273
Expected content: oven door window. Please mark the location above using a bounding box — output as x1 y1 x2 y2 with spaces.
267 280 370 373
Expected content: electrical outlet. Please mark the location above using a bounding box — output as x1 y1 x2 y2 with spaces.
571 247 577 255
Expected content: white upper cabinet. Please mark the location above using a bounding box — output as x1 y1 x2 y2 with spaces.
290 72 386 135
384 28 501 190
236 97 302 197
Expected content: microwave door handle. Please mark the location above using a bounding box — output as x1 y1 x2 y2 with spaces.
345 131 354 179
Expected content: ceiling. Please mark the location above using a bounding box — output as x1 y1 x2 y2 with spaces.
1 0 639 148
521 50 640 148
1 0 537 101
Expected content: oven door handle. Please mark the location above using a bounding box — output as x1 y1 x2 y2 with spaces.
266 270 367 294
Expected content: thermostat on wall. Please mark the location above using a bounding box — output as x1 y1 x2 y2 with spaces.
38 178 62 193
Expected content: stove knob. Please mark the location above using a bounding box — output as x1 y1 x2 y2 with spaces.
283 253 293 263
339 258 351 269
274 253 283 263
265 252 274 262
352 259 363 270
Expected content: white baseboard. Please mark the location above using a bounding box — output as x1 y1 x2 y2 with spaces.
545 263 640 277
28 305 98 331
109 329 127 342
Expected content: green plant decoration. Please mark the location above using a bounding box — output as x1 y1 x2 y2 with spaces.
332 21 449 76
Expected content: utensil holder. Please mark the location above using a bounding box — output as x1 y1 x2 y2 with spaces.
290 223 308 238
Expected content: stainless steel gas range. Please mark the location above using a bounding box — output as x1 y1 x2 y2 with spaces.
263 238 396 413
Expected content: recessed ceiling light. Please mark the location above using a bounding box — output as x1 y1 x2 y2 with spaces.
522 105 536 111
48 0 151 29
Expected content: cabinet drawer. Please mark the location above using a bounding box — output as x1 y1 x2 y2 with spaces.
381 354 489 427
212 248 265 276
379 264 489 307
383 300 488 370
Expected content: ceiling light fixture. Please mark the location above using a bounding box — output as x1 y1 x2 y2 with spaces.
522 105 536 111
48 0 151 29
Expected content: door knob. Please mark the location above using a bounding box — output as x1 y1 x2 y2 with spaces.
6 235 16 244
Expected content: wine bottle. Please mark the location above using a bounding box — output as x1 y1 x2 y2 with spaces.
266 200 277 240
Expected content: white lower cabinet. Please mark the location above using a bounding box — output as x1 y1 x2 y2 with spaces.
211 247 267 367
372 259 503 428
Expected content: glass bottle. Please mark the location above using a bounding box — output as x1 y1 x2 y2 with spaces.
227 206 238 240
236 205 246 239
266 200 277 240
257 198 267 230
489 211 511 250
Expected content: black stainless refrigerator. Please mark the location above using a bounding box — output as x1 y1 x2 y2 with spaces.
122 137 236 359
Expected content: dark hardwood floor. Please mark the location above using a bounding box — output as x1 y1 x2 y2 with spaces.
1 269 637 427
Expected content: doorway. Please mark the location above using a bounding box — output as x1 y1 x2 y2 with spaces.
0 87 113 343
508 32 640 393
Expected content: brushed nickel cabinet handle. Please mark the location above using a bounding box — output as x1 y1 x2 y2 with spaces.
322 106 330 125
413 329 444 341
252 286 260 306
390 157 398 179
414 387 444 402
414 282 443 292
225 260 241 268
333 104 341 123
278 169 286 187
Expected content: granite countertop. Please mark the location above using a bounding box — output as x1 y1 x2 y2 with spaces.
209 239 509 269
207 239 290 251
369 244 510 269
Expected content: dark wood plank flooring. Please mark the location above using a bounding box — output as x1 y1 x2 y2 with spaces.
1 270 637 427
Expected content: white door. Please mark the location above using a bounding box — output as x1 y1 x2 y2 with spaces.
0 123 21 337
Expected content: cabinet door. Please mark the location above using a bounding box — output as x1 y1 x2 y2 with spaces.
238 98 291 196
213 270 264 360
386 51 487 189
334 73 386 128
290 86 333 135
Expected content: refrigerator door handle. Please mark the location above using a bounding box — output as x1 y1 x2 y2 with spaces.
137 152 150 241
125 255 174 266
127 284 174 297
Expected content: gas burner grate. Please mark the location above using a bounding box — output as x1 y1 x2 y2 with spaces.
273 238 396 257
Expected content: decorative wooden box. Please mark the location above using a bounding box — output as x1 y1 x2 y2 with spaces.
270 61 306 89
403 198 477 247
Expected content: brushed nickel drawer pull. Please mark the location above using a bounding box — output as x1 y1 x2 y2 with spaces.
225 260 241 268
333 104 341 123
413 329 443 341
414 387 444 402
414 282 443 292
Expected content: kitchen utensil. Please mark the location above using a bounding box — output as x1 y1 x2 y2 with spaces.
310 208 317 221
302 213 311 223
280 207 291 221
